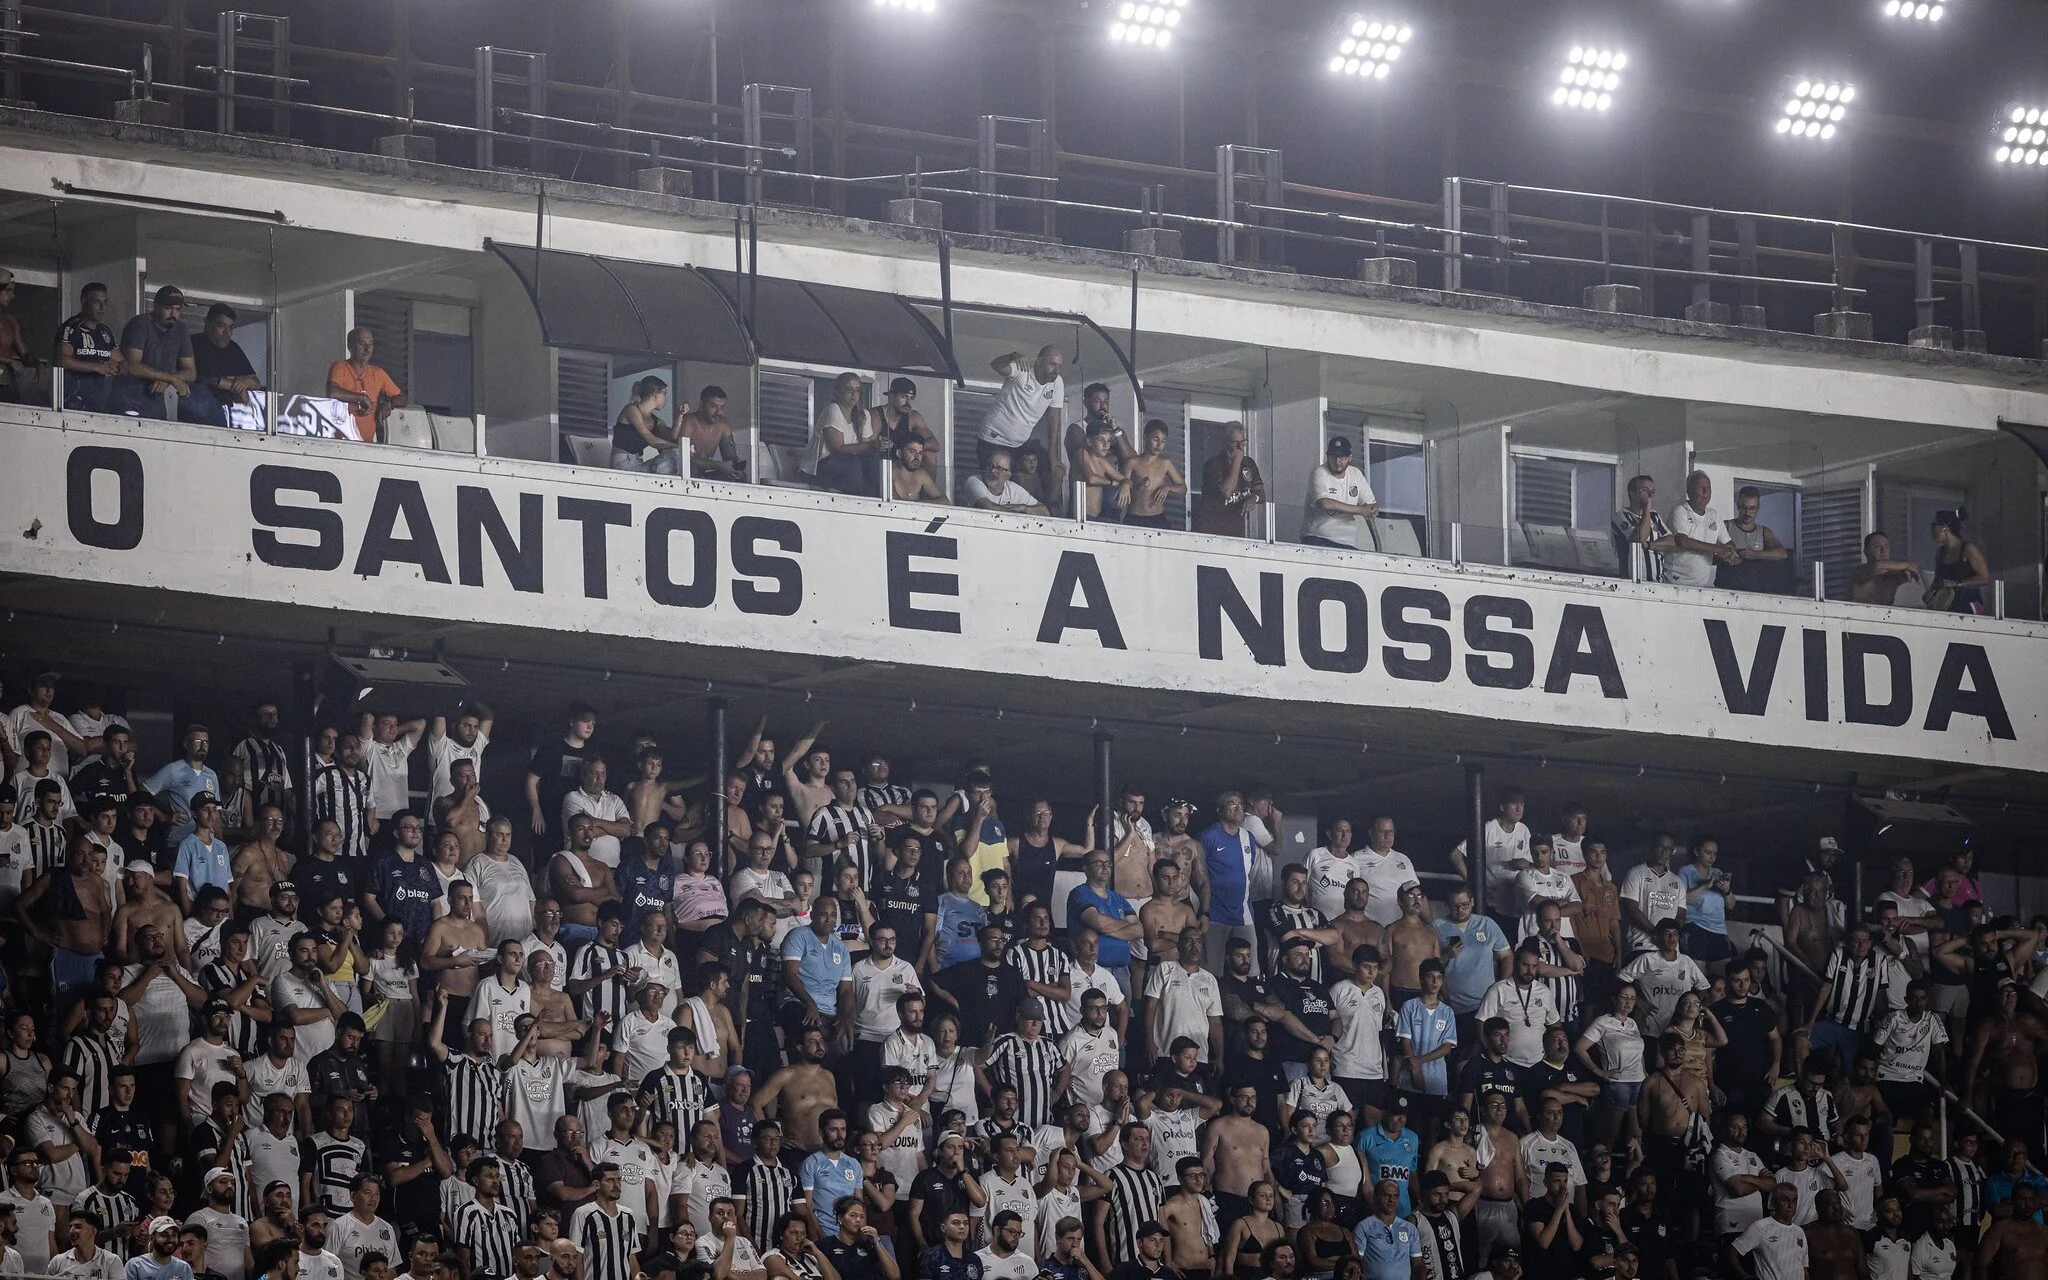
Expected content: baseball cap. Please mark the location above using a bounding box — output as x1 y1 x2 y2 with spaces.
1136 1222 1170 1240
1018 999 1047 1022
124 856 155 875
271 881 299 899
205 1166 237 1185
148 1216 182 1236
153 285 185 307
32 671 59 688
1817 836 1842 852
888 377 918 396
1421 1170 1450 1190
1326 435 1353 456
264 1181 291 1195
190 791 220 809
203 998 232 1017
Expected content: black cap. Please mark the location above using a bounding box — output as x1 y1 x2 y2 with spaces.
1327 435 1353 455
1136 1222 1169 1240
190 791 220 809
888 377 918 396
154 285 185 306
1421 1170 1451 1190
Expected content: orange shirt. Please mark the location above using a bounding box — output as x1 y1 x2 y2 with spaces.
326 359 402 443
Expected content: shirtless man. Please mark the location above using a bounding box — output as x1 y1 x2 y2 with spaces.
1978 1184 2048 1280
625 748 682 839
19 833 115 998
1200 1084 1273 1221
1075 427 1128 520
1151 802 1208 913
891 438 948 504
1282 880 1384 981
1806 1189 1864 1280
675 965 740 1085
1963 981 2048 1142
1385 886 1442 1004
1140 861 1199 967
780 723 832 834
1158 1160 1220 1277
1108 810 1155 906
1638 1033 1702 1203
232 806 291 919
524 952 586 1057
753 1025 838 1151
421 881 491 1027
550 816 616 933
434 759 490 861
1470 1092 1526 1267
1423 1109 1482 1219
1123 421 1188 530
114 853 190 966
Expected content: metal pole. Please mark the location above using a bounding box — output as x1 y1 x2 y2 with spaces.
1813 559 1827 601
1451 522 1463 567
1691 213 1712 309
1443 176 1463 292
881 456 894 502
707 0 720 203
1094 729 1114 856
1994 578 2006 620
1073 479 1086 523
1465 762 1486 915
1914 238 1936 333
708 696 728 873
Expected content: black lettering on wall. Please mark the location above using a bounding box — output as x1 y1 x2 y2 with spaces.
1380 587 1451 683
1923 644 2016 740
1703 620 1786 716
1463 595 1535 690
556 497 632 599
731 517 803 616
249 464 343 571
353 479 451 583
456 487 543 593
1296 579 1369 674
1036 552 1128 649
1196 567 1285 666
1541 604 1627 698
65 446 144 551
886 531 960 633
1803 628 1830 722
1843 632 1913 727
645 508 717 609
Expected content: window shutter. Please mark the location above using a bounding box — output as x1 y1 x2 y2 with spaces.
556 352 610 438
950 388 996 491
1513 455 1575 527
1801 485 1865 599
353 294 413 393
757 371 813 449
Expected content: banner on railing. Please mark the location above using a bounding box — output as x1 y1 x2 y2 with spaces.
5 418 2039 772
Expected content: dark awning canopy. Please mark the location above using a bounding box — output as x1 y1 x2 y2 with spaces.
2000 419 2048 471
488 242 958 379
487 243 755 365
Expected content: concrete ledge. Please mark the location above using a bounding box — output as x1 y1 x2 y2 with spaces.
1583 284 1643 314
1814 310 1875 341
376 134 435 163
887 198 943 231
1123 227 1184 258
1685 300 1731 324
634 166 695 198
1356 256 1418 287
1908 325 1954 351
1736 305 1769 328
1957 330 1988 354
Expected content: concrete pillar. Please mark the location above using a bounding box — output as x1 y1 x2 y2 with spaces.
1356 257 1418 286
1908 326 1954 350
635 167 697 198
114 99 178 127
1260 354 1326 545
887 198 943 230
1684 301 1731 324
1813 310 1875 341
1123 227 1184 258
1583 284 1644 314
1614 400 1691 510
1425 400 1508 565
1957 330 1988 354
376 134 436 162
1736 305 1769 328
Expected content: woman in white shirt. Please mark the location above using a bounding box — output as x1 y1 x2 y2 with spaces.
927 1014 981 1128
807 373 882 497
1573 982 1647 1154
1278 1047 1352 1144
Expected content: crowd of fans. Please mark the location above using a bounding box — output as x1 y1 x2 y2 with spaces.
0 671 2045 1280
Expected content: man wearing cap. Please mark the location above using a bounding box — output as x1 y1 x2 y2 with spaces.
130 1216 197 1280
175 1000 245 1133
186 1161 254 1280
1354 1178 1423 1280
1107 1219 1172 1280
246 883 308 980
1301 435 1379 550
872 376 940 459
114 286 223 424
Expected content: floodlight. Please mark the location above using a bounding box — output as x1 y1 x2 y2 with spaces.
873 0 938 10
1993 102 2048 166
1111 0 1185 47
1881 0 1945 20
1778 77 1853 139
1552 45 1624 111
1326 14 1412 81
